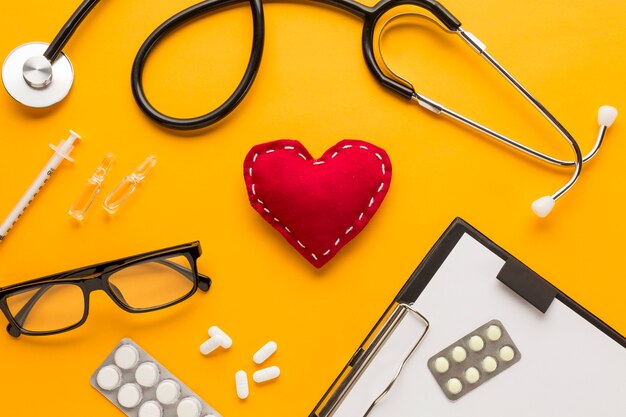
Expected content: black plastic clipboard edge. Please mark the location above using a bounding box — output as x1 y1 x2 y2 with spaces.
310 217 626 417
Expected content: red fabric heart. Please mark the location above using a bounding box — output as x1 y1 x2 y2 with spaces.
243 139 392 268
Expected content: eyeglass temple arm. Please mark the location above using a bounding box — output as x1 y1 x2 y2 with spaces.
154 259 212 291
6 260 211 336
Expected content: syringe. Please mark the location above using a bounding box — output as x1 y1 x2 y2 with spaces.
0 130 81 242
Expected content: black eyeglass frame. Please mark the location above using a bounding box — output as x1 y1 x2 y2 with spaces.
0 241 211 337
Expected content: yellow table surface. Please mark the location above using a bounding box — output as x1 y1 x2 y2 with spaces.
1 0 625 415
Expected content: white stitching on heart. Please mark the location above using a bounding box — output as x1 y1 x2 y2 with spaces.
249 143 388 263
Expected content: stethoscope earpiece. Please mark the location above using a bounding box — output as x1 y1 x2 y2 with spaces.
1 42 74 108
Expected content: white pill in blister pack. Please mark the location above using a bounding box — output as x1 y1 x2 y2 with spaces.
235 370 249 400
434 357 449 373
97 365 122 391
486 325 502 341
451 346 467 362
91 338 222 417
464 367 480 384
136 362 160 388
138 400 163 417
253 341 278 365
427 320 521 401
177 397 202 417
253 366 280 383
116 344 140 370
118 383 143 408
157 379 181 405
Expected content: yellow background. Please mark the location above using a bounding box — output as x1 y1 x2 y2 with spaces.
1 0 625 415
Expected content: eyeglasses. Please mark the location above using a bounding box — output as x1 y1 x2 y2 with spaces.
0 242 210 337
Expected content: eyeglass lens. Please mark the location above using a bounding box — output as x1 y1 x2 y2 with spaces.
107 255 195 310
5 283 85 333
4 254 196 333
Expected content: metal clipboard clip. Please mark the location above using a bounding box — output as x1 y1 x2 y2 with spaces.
312 303 430 417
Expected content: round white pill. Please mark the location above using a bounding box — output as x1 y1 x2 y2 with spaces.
486 325 502 341
235 370 249 400
468 335 485 352
115 344 140 370
135 362 160 387
177 397 202 417
434 357 449 373
464 367 480 384
117 383 143 408
96 365 122 390
253 366 281 383
139 401 163 417
253 341 278 365
451 346 467 363
499 345 515 362
482 356 498 373
156 379 181 405
446 378 463 395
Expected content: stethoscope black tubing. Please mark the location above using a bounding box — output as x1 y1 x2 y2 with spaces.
130 0 460 130
132 0 265 130
45 0 460 130
44 0 102 63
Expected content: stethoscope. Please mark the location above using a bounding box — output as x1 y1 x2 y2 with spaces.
2 0 618 217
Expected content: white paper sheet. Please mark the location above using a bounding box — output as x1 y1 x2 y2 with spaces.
330 233 626 417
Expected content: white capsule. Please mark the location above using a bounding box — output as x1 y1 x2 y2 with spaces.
235 370 249 400
253 366 280 383
208 326 233 349
253 341 278 364
200 334 225 355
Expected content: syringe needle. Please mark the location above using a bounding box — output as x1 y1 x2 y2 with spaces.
0 130 81 242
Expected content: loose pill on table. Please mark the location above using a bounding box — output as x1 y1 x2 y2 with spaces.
434 357 450 373
464 367 480 384
135 362 160 387
253 366 281 383
486 325 502 341
138 401 163 417
156 379 181 404
97 365 122 390
235 370 249 400
117 383 143 408
481 356 498 373
253 341 278 364
208 326 233 348
451 346 467 362
177 397 203 417
468 335 485 352
446 378 463 395
115 344 140 370
499 345 515 362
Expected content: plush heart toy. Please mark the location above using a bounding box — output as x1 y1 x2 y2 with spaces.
243 139 392 268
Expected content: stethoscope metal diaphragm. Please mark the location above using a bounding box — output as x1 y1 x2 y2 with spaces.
2 42 74 108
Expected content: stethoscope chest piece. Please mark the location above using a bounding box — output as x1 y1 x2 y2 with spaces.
2 42 74 108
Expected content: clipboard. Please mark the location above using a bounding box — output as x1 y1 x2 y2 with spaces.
311 218 626 417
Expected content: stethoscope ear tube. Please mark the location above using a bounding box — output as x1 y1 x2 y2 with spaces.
361 0 461 100
130 0 265 130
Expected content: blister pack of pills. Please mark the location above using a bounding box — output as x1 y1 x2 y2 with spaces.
427 319 521 401
91 338 222 417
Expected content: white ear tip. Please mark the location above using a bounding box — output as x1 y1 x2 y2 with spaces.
531 196 555 218
598 106 618 127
